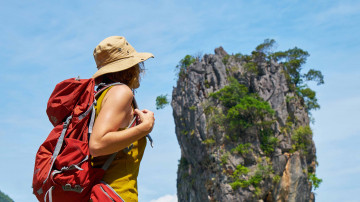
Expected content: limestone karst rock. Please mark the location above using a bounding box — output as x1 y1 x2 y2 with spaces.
172 47 317 202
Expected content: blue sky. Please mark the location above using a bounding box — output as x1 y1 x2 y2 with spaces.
0 0 359 201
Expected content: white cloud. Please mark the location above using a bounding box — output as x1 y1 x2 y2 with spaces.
150 194 177 202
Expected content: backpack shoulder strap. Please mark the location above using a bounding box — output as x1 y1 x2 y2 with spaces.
95 82 124 98
131 96 154 148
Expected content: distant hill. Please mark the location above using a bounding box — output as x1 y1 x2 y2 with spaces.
0 190 13 202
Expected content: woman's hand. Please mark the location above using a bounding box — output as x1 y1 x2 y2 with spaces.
134 109 155 134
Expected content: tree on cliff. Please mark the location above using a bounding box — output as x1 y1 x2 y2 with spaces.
255 39 325 112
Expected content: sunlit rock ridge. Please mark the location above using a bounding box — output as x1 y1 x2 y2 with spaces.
171 47 317 202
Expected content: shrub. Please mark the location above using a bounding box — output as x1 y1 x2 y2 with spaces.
176 55 196 79
291 126 312 152
260 128 279 155
298 87 320 111
204 79 210 88
308 173 322 190
230 164 251 189
230 163 274 192
202 138 216 145
181 129 188 135
255 39 276 57
208 77 275 141
234 53 243 62
210 77 248 109
233 164 250 177
221 152 230 165
155 94 169 110
244 62 258 74
206 107 226 133
189 105 197 111
231 143 252 155
273 175 281 183
222 55 230 65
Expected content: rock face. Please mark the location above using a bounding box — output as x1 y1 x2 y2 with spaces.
171 47 317 201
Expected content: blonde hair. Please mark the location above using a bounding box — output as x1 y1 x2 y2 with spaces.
95 63 144 89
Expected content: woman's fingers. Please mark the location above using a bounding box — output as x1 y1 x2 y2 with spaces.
134 108 142 116
134 109 155 134
134 109 154 116
135 109 152 114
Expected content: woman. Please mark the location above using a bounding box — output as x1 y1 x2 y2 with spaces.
89 36 155 202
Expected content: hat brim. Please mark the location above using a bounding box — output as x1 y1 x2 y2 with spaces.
92 52 154 79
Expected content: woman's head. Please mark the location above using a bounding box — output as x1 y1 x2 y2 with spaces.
95 62 144 89
92 36 153 87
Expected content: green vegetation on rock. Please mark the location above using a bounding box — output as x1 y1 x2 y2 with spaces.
222 54 230 65
207 77 277 156
308 173 322 190
210 77 275 137
220 152 230 165
0 190 13 202
231 143 252 156
269 42 324 112
291 126 313 153
230 162 274 192
259 128 279 155
225 39 324 112
176 55 196 80
202 138 216 145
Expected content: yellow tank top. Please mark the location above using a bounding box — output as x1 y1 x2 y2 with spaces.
92 87 147 202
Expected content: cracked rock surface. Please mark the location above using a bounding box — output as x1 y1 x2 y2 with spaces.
172 47 317 202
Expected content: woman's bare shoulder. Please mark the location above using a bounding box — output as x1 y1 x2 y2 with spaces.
103 85 133 107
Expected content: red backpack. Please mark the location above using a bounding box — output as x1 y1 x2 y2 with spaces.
32 78 144 202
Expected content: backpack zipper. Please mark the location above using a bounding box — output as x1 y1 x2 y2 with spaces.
100 181 125 202
99 186 115 202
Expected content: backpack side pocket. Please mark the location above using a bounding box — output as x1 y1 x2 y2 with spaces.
90 181 125 202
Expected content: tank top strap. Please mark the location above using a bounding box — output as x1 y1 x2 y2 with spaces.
95 86 113 118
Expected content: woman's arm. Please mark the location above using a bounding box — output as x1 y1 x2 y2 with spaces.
89 85 155 157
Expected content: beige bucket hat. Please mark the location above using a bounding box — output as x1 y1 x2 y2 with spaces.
92 36 154 79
